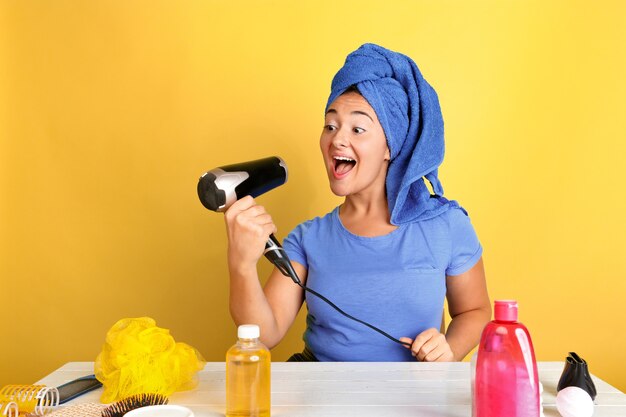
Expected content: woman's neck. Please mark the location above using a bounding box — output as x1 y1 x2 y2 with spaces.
339 194 397 237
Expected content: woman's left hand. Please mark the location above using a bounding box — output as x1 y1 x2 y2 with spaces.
400 328 455 362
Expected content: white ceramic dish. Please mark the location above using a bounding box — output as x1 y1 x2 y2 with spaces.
123 405 195 417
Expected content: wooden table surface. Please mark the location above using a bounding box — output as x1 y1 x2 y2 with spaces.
37 362 626 416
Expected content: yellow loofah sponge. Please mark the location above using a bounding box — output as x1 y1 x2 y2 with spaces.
94 317 206 403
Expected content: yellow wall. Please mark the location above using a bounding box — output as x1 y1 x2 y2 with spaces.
1 0 625 392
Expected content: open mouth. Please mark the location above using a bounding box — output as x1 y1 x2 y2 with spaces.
333 156 356 176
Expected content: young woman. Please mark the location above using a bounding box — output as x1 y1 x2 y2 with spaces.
224 44 491 362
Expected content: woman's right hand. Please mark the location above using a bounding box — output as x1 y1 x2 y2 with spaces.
224 195 278 272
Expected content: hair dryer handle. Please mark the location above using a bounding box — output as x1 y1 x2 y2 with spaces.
264 234 301 284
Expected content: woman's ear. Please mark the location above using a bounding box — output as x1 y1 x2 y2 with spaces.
384 146 391 161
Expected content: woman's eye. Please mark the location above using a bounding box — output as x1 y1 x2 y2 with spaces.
353 127 365 134
324 124 337 131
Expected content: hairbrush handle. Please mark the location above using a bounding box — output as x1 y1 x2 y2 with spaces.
56 375 102 404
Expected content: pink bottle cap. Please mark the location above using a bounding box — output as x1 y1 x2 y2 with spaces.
494 300 518 322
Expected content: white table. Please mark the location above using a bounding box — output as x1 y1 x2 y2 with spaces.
38 362 626 416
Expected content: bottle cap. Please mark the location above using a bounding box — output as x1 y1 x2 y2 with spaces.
238 324 260 339
494 300 518 322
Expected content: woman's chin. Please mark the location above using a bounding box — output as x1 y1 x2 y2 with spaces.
328 183 350 197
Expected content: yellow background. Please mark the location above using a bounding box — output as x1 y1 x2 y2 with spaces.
1 0 625 392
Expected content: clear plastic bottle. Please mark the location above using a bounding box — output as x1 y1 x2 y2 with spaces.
226 324 271 417
474 300 540 417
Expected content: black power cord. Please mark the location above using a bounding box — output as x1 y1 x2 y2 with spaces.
297 282 411 348
273 253 410 348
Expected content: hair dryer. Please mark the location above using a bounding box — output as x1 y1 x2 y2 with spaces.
197 156 300 283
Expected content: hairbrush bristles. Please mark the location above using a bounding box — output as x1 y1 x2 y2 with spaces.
101 393 168 417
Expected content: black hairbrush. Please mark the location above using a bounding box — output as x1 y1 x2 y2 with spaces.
101 393 168 417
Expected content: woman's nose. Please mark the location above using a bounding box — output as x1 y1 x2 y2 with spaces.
331 129 349 148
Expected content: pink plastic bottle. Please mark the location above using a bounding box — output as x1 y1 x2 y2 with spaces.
474 300 540 417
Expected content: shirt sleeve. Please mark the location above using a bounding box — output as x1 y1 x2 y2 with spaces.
282 222 309 269
445 207 483 276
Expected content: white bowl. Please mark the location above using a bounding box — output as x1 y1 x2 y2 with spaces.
123 405 195 417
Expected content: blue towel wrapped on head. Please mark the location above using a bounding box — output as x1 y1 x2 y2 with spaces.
326 43 459 224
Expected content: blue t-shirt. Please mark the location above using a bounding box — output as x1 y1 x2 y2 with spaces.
282 205 482 361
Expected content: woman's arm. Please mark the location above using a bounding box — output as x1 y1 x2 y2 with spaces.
444 257 491 360
401 257 490 361
225 196 306 348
